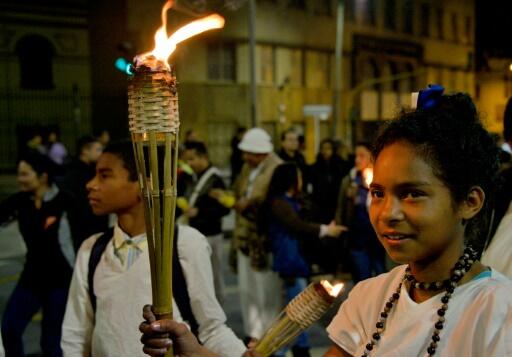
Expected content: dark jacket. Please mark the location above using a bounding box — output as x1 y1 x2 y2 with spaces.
0 186 77 289
268 196 320 277
186 166 230 236
309 154 349 223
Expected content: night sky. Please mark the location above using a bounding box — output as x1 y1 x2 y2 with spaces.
476 0 512 65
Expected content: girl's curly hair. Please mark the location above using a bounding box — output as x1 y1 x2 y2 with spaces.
372 93 500 254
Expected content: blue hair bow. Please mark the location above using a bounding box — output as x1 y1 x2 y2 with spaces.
416 84 444 110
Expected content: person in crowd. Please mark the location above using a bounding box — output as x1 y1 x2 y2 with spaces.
481 96 512 277
336 142 385 282
180 141 231 304
277 129 308 184
184 129 200 144
61 141 245 357
25 131 47 156
47 129 68 166
230 126 246 185
307 138 350 274
0 153 76 356
309 139 349 224
231 127 282 343
94 128 110 148
59 135 108 249
140 88 512 357
261 163 346 357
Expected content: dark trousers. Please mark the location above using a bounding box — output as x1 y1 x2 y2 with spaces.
1 283 68 357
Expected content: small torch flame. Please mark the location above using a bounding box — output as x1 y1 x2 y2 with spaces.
363 167 373 187
136 0 225 70
320 280 344 298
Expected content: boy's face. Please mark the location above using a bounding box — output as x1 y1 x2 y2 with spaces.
86 153 141 216
184 149 208 174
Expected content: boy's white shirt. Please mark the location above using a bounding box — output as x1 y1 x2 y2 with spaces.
61 224 246 357
327 265 512 356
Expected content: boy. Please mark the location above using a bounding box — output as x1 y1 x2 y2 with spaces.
181 141 230 304
61 141 245 357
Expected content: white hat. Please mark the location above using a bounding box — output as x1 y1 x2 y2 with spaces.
238 128 273 154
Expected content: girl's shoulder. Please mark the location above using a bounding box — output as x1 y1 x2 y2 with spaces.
462 269 512 307
338 265 407 314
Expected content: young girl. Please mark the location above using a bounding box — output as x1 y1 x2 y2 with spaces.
325 91 512 356
139 90 512 356
0 153 76 356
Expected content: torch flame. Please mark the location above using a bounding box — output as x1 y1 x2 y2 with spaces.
137 0 225 69
320 280 344 297
363 167 373 187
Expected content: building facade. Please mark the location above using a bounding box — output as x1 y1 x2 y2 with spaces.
0 0 476 169
0 0 92 171
127 0 476 164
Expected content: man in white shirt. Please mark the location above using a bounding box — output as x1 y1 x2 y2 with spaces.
61 141 246 357
231 128 283 342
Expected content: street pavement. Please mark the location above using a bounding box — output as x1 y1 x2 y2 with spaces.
0 202 351 357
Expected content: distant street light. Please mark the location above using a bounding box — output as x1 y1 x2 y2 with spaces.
509 63 512 72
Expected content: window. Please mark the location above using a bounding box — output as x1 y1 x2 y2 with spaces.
451 13 458 42
289 0 306 10
313 0 332 16
276 47 303 87
385 0 396 30
420 3 430 37
345 0 355 22
305 50 330 89
357 0 376 26
259 45 275 85
16 35 55 90
465 16 472 43
403 0 414 34
436 8 444 39
207 43 236 81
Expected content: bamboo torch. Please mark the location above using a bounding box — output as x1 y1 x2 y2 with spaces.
127 3 224 356
254 281 344 356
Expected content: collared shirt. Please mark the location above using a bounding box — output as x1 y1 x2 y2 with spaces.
112 229 146 268
61 224 246 357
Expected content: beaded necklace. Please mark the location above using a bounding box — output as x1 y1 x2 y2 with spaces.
361 246 478 357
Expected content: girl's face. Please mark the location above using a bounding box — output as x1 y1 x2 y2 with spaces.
369 141 467 266
17 161 45 192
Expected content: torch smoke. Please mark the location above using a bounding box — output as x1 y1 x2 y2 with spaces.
128 61 180 134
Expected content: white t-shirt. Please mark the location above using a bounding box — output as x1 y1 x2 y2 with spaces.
327 265 512 356
61 224 246 357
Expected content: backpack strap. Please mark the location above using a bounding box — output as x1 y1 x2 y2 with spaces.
173 225 200 337
87 227 115 313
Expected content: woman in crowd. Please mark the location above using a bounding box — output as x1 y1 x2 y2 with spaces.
0 153 76 356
